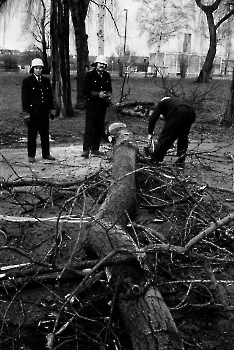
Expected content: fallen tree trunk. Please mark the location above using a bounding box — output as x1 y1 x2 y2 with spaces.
120 108 149 118
86 129 184 350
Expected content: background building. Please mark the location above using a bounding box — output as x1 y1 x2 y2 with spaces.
148 1 234 77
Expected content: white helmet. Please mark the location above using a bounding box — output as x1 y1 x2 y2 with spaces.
161 96 170 101
31 58 44 67
92 55 108 66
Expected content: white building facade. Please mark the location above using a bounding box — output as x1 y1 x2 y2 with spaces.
149 0 234 77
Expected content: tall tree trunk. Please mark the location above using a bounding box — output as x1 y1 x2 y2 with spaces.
41 0 49 74
51 0 62 115
69 0 90 109
197 12 216 83
86 129 184 350
58 0 73 116
41 24 49 74
51 0 73 117
221 68 234 125
195 0 234 83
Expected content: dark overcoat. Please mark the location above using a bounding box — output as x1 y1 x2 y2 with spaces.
21 74 54 116
83 69 112 108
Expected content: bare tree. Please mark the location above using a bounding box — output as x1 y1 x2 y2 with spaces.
0 0 120 112
115 44 136 77
51 0 73 117
221 20 234 75
0 0 74 117
22 0 51 73
134 0 191 50
68 0 120 107
216 5 234 75
68 0 90 109
196 0 234 82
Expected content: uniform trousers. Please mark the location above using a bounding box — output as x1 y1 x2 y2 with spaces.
152 106 196 164
27 114 50 158
83 105 107 152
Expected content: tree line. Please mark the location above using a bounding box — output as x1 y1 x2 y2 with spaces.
0 0 234 112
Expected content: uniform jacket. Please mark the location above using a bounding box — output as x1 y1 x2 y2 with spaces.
148 97 193 134
21 74 54 116
83 68 112 108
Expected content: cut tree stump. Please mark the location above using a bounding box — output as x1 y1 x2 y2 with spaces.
86 128 184 350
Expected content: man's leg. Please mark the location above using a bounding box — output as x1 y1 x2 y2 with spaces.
82 109 96 156
176 108 196 165
27 117 38 158
91 107 106 152
152 116 180 162
39 116 50 158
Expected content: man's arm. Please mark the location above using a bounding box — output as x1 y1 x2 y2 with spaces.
100 72 112 101
21 78 32 126
83 71 112 100
106 71 112 94
148 103 162 135
47 78 55 110
83 72 99 99
21 78 31 114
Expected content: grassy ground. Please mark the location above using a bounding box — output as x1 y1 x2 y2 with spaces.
0 71 232 148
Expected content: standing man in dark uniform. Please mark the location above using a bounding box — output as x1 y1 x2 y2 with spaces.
82 55 112 158
147 96 196 167
21 58 56 163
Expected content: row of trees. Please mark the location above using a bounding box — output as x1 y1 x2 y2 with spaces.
0 53 19 70
1 0 234 117
0 0 90 117
22 0 51 73
0 51 78 73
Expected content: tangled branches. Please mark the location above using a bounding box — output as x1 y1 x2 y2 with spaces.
1 149 234 349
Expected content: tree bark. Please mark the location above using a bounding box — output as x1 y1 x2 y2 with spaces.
196 0 234 83
86 129 184 350
50 0 73 117
69 0 90 109
221 68 234 125
40 0 50 74
196 6 217 82
58 0 73 116
51 0 62 115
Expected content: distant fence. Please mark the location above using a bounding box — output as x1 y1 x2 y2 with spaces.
0 68 20 73
149 52 234 77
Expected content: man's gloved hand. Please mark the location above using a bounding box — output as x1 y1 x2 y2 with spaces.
100 91 112 101
23 115 31 126
145 134 156 156
105 92 112 101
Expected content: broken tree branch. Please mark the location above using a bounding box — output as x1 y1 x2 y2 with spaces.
85 128 184 350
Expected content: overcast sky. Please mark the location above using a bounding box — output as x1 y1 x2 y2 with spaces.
0 0 150 57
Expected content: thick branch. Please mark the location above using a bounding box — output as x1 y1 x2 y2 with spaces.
86 128 184 349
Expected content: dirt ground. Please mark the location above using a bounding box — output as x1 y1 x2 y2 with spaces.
1 72 234 349
1 72 234 188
